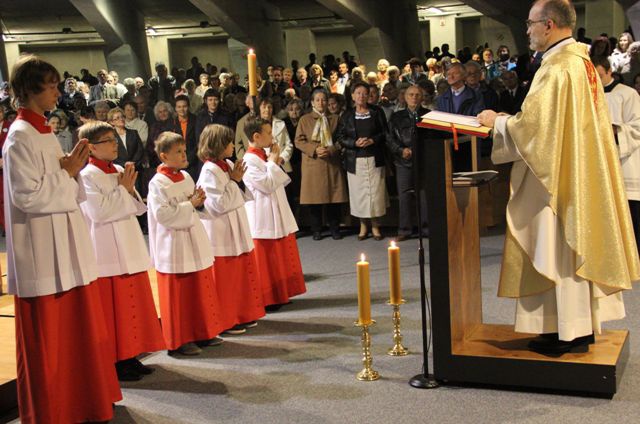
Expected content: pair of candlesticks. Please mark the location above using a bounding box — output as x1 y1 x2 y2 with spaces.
355 299 408 381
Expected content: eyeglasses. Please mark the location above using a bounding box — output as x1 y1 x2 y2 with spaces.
525 19 548 28
93 138 118 145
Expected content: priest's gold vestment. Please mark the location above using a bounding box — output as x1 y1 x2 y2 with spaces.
492 39 640 340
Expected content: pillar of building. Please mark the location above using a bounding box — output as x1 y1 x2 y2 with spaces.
0 36 9 82
190 0 287 71
586 0 627 38
617 0 640 37
69 0 151 79
318 0 422 69
463 0 530 54
285 29 317 67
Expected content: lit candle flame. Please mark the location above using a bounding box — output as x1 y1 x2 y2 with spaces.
390 240 396 248
248 48 254 54
360 253 366 262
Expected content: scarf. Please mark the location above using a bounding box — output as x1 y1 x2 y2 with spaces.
311 108 333 148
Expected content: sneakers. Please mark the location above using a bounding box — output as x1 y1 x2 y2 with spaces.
242 321 258 329
222 324 247 335
206 336 225 346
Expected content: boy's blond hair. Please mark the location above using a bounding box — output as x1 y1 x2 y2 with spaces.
78 121 115 143
154 131 185 157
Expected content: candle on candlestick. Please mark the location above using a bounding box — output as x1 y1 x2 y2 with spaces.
357 253 372 325
388 241 402 305
247 48 257 97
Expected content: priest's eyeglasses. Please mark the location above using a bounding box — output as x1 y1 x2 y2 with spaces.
525 19 548 28
93 137 118 145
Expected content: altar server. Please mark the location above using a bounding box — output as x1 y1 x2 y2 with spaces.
197 124 265 333
594 56 640 253
4 54 121 423
79 121 165 381
242 118 306 309
147 131 224 355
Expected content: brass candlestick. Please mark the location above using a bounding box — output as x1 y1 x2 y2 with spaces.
354 320 380 381
387 300 409 356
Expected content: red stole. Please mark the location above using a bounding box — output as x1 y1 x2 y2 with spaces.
89 157 117 174
157 165 185 182
247 147 267 162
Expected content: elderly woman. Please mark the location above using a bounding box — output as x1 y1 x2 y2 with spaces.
108 107 145 172
182 79 203 114
57 77 86 112
309 64 331 92
147 101 176 169
195 72 211 97
295 89 348 240
123 100 149 146
376 59 390 84
327 93 346 117
48 112 73 154
336 82 389 240
93 100 110 122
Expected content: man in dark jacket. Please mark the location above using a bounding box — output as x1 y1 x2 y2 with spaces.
195 89 235 143
148 62 176 105
388 85 430 240
436 62 485 171
498 70 528 114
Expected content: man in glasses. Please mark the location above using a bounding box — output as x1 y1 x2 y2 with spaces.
478 0 640 355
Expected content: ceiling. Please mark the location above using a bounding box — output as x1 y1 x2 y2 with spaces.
0 0 479 39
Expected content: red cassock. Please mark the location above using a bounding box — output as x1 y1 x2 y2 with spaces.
253 234 306 306
156 266 225 350
96 272 166 362
213 251 265 329
15 282 122 424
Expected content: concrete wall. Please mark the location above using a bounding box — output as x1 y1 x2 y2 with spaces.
427 14 458 53
285 29 317 67
13 44 108 77
168 37 231 72
479 16 518 53
585 0 628 38
314 32 358 63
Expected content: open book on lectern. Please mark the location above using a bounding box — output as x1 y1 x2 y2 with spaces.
420 111 492 138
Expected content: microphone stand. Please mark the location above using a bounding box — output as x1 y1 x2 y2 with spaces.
409 121 439 389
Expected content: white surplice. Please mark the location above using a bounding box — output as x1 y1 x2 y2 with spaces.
197 160 254 256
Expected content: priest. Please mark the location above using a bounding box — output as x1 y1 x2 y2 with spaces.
477 0 640 354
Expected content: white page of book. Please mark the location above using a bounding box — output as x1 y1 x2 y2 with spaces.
421 110 482 128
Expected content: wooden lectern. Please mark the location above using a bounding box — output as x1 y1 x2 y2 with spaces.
416 123 629 398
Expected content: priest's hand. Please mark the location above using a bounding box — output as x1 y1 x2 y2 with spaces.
118 162 137 195
477 110 498 128
229 160 246 182
402 148 412 160
60 139 90 178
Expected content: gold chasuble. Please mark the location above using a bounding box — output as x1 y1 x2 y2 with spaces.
496 40 640 301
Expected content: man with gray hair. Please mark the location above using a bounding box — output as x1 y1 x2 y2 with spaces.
478 0 639 355
436 62 484 116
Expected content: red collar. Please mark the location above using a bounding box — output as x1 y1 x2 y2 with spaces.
207 159 230 172
247 147 267 162
157 165 185 182
89 157 117 174
16 108 51 134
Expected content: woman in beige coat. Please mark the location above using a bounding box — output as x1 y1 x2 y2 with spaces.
295 89 348 240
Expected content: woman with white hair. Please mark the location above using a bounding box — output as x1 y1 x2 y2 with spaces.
147 101 176 169
621 41 640 87
57 77 86 112
182 78 203 114
377 59 390 84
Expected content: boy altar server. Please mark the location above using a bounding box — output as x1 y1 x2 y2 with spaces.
79 121 166 381
242 118 306 309
197 124 265 333
3 54 121 423
148 131 225 355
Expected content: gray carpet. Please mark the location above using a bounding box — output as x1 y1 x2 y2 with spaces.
10 228 640 423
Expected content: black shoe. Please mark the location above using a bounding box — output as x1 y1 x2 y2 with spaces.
528 333 595 355
312 232 323 241
373 234 385 241
129 358 154 375
265 304 284 312
115 361 142 382
396 234 410 242
358 234 369 241
331 229 343 240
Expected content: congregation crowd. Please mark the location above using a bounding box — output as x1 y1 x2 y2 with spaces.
2 29 639 241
